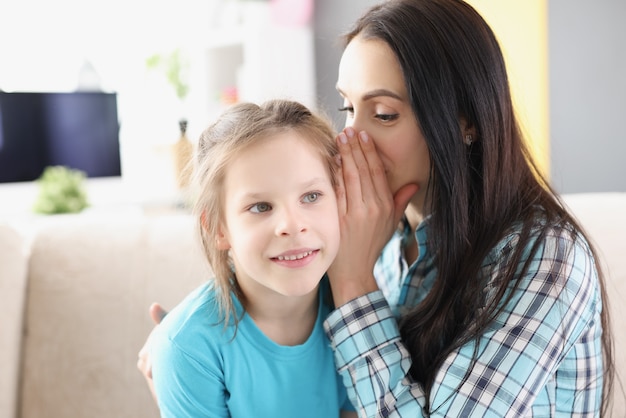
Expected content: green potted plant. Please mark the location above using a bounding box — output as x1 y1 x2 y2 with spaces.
145 48 190 103
33 166 89 214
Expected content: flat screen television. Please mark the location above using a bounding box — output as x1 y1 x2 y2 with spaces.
0 91 121 183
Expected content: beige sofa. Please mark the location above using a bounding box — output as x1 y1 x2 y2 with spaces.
1 193 625 417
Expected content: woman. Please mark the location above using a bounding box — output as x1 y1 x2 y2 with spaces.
139 0 614 416
326 0 613 416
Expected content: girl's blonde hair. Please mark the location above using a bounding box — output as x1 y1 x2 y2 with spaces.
192 99 338 325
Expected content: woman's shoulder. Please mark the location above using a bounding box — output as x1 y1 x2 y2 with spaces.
490 213 591 262
483 214 599 294
487 215 600 307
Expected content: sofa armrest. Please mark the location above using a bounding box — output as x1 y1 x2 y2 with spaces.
19 213 208 418
562 192 626 414
0 223 29 418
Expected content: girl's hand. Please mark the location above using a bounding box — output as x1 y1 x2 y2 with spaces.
328 128 418 306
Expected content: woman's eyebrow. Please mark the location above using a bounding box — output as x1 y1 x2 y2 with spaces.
335 86 404 102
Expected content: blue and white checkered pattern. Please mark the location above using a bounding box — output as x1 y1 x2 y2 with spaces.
324 220 603 417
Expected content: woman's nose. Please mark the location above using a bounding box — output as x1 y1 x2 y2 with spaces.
343 116 354 128
344 115 354 129
344 112 364 133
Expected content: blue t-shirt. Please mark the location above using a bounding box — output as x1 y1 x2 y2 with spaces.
151 280 352 418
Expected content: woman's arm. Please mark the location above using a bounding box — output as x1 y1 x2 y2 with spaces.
137 303 167 402
325 231 602 417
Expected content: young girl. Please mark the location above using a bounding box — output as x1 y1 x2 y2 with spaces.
149 100 355 417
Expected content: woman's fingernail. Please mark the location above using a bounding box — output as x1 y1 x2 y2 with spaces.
359 131 369 142
334 154 342 166
345 127 355 138
338 133 348 144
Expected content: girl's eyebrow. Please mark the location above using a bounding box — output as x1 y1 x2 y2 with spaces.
336 86 404 102
300 177 332 189
239 177 331 200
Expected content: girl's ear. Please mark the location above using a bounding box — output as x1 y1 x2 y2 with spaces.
201 211 231 250
216 225 231 250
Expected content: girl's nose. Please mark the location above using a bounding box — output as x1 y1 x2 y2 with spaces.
274 207 307 236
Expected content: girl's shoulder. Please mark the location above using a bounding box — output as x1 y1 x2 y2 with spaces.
156 282 238 349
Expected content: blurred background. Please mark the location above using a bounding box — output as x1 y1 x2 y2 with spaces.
0 0 624 217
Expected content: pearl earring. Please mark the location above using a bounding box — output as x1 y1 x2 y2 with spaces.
464 134 473 146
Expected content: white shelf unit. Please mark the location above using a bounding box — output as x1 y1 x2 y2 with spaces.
192 2 317 130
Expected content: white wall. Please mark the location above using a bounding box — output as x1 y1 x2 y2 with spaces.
0 0 218 201
313 0 379 130
548 0 626 193
0 0 316 211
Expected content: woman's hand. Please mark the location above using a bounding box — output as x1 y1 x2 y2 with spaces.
328 128 418 306
137 303 168 403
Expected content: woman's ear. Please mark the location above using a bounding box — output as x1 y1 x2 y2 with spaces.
460 117 477 145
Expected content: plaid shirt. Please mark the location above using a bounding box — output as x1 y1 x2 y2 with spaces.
324 219 604 417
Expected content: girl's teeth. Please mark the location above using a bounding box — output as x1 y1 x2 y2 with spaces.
277 251 312 261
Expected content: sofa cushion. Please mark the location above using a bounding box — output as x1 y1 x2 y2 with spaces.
0 223 29 418
19 212 208 418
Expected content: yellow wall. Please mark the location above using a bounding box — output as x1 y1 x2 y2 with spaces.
466 0 550 177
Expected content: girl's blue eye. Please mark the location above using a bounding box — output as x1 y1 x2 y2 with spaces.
249 202 271 213
303 192 320 203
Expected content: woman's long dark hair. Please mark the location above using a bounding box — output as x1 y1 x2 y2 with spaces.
346 0 613 414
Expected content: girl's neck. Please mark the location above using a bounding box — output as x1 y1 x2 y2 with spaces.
243 285 319 346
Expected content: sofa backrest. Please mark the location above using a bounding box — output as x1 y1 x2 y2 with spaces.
19 213 208 418
0 223 29 418
562 192 626 415
7 192 626 417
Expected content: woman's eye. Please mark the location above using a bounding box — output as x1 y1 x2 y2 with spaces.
302 192 320 204
338 105 354 114
249 202 271 213
375 113 399 122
